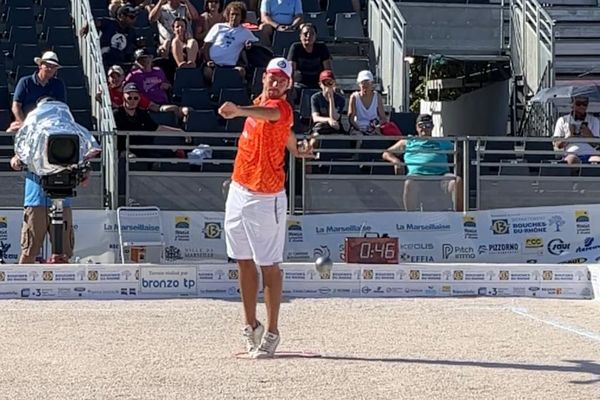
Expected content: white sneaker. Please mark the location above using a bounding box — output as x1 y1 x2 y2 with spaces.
242 321 264 353
252 331 280 359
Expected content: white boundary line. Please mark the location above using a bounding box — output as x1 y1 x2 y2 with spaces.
511 307 600 342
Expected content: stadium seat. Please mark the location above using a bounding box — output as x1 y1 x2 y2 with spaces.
46 26 76 46
71 110 94 130
0 86 10 109
185 110 221 132
246 11 258 25
15 65 37 80
303 12 330 41
498 159 529 176
302 0 321 13
299 88 319 119
173 67 206 98
52 44 80 66
57 65 85 86
40 0 72 8
0 108 11 130
334 12 367 42
91 8 109 19
212 67 244 92
4 0 34 7
251 67 265 95
218 88 250 107
88 0 107 8
225 118 245 133
539 160 572 176
8 26 38 45
523 140 556 164
272 31 299 57
331 58 369 78
3 7 36 27
41 8 72 30
11 43 42 68
482 140 515 164
390 112 418 136
67 86 91 111
326 0 354 22
181 88 212 109
580 163 600 176
149 111 178 128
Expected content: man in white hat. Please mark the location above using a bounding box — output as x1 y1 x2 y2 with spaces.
12 51 66 122
218 57 313 359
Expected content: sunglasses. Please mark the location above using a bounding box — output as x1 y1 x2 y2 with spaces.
575 101 589 106
322 80 334 86
418 122 433 128
125 95 140 101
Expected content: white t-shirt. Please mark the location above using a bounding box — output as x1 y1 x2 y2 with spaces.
204 23 258 66
158 4 192 44
553 113 600 155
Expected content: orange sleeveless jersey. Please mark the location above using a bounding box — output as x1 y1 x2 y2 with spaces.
231 96 293 194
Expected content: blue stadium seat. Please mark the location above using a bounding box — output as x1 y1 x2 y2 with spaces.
334 13 366 41
71 110 94 130
4 0 34 7
3 7 36 27
272 30 299 57
149 111 178 128
299 88 318 119
173 67 206 98
67 86 91 111
40 0 71 8
331 58 369 78
181 88 212 109
41 8 72 30
212 67 244 92
0 108 11 130
251 67 265 95
218 88 250 107
185 110 221 132
46 26 76 46
390 112 418 135
88 0 107 9
57 65 85 86
326 0 354 22
11 43 42 68
0 86 10 109
225 118 245 133
302 0 321 13
9 26 38 45
52 44 80 66
303 12 330 41
15 64 37 80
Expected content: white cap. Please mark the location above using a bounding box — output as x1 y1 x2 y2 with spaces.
108 65 125 76
356 70 374 83
266 57 293 81
34 51 61 67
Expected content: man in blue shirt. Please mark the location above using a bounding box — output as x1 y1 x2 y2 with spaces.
259 0 303 45
382 114 463 211
9 98 75 264
12 51 66 122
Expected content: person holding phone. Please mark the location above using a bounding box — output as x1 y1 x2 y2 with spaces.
553 96 600 164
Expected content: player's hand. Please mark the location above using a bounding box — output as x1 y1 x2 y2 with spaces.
10 156 22 171
218 102 241 119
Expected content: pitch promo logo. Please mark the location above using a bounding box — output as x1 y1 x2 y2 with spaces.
547 238 570 256
165 245 183 262
174 216 190 241
316 224 372 235
203 222 222 239
441 244 475 260
575 210 591 234
287 220 303 243
463 215 478 239
575 237 600 253
400 253 434 262
0 216 7 241
523 237 544 255
490 219 509 235
396 222 451 232
42 271 54 281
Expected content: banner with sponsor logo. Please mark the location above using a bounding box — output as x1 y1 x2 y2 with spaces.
0 204 600 265
0 263 592 299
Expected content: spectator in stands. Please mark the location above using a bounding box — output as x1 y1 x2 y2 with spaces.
259 0 303 45
171 17 199 68
553 96 600 165
348 70 387 135
196 0 225 42
12 51 66 123
202 1 259 81
309 70 345 144
125 48 171 106
288 23 332 90
83 4 139 67
113 82 185 157
150 0 199 54
382 114 463 211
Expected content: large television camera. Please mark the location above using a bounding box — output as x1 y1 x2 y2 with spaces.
13 99 101 263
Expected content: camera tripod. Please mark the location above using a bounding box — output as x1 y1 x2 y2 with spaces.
46 198 69 264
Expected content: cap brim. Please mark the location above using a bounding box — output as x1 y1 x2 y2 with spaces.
34 57 61 68
266 68 291 81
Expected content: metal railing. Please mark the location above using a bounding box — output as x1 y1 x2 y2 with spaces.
72 0 118 209
368 0 408 111
511 0 555 94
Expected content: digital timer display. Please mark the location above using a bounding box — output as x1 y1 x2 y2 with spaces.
344 237 399 264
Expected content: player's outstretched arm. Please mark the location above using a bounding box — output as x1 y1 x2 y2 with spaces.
286 131 315 158
218 102 280 122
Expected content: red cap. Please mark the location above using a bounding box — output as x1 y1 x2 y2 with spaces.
319 70 335 83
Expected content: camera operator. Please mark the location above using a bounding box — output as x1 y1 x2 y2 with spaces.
553 96 600 165
9 98 85 264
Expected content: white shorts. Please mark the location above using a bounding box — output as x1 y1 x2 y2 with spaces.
224 181 287 266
